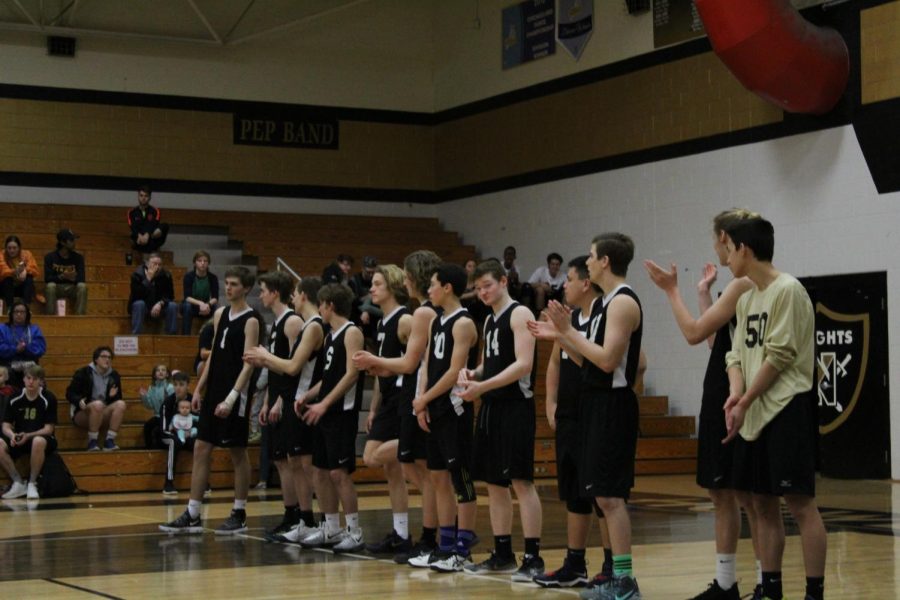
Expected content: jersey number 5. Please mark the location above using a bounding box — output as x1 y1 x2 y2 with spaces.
744 313 769 349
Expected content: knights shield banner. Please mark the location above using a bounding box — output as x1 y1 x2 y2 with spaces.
557 0 593 60
815 303 869 435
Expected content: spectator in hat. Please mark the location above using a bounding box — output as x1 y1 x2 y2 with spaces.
0 235 38 310
44 228 88 315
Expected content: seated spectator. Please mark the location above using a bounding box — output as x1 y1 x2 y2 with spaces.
501 245 523 300
461 258 488 326
140 363 175 448
0 366 14 432
128 185 169 253
321 254 353 285
129 253 177 335
0 235 38 309
44 228 88 315
66 346 124 451
350 256 382 343
0 364 57 499
195 318 214 376
159 371 196 495
0 302 47 389
523 252 566 314
181 250 219 335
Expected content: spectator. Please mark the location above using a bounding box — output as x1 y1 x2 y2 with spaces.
523 252 566 314
181 250 219 335
0 302 47 390
0 364 57 499
195 318 214 376
129 253 177 335
350 256 382 342
128 185 169 253
502 245 523 300
44 228 88 315
159 371 196 495
140 363 175 448
66 346 124 451
461 258 488 326
322 254 353 285
0 366 13 426
0 235 38 310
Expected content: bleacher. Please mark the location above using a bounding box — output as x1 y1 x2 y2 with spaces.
1 203 695 494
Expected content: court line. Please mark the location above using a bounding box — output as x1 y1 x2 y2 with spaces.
44 578 126 600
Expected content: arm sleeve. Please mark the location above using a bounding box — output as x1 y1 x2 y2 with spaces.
527 267 543 285
762 287 801 372
162 273 175 304
66 369 85 407
209 273 219 301
25 325 46 359
44 253 56 283
107 372 123 403
183 272 192 301
24 251 38 278
0 326 15 360
45 393 58 425
76 253 85 284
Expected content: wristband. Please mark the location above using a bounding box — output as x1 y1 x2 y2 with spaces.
224 389 240 408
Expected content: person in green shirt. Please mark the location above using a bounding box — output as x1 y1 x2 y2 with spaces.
181 251 219 335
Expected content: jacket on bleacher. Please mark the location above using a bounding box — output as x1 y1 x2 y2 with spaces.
0 323 46 365
66 364 123 411
127 204 164 240
128 265 175 314
0 249 38 280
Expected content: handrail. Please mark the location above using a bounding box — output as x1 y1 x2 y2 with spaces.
275 257 301 281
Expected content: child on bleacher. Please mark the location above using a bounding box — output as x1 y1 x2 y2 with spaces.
159 371 196 495
141 363 175 448
170 399 199 444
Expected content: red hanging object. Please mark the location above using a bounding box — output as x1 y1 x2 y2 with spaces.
694 0 850 114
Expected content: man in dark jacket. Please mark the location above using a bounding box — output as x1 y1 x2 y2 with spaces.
129 253 178 334
44 228 88 315
128 185 169 253
66 346 124 451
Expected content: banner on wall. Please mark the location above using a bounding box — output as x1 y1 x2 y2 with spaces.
502 0 556 70
653 0 705 48
233 109 339 150
557 0 593 60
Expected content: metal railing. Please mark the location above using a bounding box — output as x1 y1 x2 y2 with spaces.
275 257 301 281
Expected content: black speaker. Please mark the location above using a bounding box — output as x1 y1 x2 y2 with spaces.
626 0 651 15
47 36 76 57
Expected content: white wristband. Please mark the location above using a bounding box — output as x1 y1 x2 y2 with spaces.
224 389 240 408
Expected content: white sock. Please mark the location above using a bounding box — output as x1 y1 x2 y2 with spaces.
88 431 99 441
107 430 118 440
188 499 202 519
716 553 736 589
10 472 22 484
393 512 409 539
325 513 341 534
756 560 763 585
345 512 359 530
233 498 247 511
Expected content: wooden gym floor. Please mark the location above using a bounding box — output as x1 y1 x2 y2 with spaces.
1 475 897 599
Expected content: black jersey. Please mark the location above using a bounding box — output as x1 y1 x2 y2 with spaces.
292 315 324 400
426 307 477 419
4 390 57 433
581 285 643 392
377 306 409 400
319 321 364 413
556 300 596 420
701 314 737 414
207 306 263 415
268 309 301 400
482 301 533 402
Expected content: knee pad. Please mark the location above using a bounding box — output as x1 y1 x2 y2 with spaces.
450 466 477 503
566 497 593 515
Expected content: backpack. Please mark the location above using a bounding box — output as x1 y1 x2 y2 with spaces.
37 453 77 498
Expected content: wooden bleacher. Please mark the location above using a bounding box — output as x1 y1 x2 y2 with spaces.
0 202 695 494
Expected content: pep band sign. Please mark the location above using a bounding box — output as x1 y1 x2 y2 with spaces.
233 110 339 150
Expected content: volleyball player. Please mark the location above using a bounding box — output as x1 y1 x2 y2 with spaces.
160 266 262 535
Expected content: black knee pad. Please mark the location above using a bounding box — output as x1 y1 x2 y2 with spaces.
567 497 593 515
451 466 477 503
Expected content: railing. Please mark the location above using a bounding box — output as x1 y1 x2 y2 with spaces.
275 257 301 281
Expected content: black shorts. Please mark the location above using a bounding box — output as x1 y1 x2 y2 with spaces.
367 394 400 443
731 394 818 497
555 418 592 514
312 409 358 473
1 434 57 459
426 403 474 471
471 398 535 485
696 386 737 489
578 387 639 500
197 392 250 448
270 403 314 460
398 403 428 463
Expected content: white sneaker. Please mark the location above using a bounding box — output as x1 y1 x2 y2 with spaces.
275 521 316 544
332 527 364 553
2 481 27 499
430 551 473 573
299 523 344 548
407 549 437 568
26 482 39 499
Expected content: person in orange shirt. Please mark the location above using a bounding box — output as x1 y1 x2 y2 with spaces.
0 236 38 310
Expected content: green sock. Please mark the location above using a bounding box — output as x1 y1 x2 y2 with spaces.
612 554 633 577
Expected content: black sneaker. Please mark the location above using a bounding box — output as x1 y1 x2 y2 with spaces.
463 550 518 574
215 509 247 535
265 511 299 539
159 510 203 534
366 530 412 555
745 584 764 600
533 559 588 588
396 537 437 565
690 580 740 599
162 480 177 495
511 554 544 582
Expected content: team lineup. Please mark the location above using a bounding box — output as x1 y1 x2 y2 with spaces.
155 211 824 600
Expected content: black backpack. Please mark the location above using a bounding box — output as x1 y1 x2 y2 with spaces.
37 453 77 498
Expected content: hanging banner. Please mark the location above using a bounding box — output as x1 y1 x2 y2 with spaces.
557 0 593 60
502 0 556 70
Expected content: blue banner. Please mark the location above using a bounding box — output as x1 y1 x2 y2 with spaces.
502 0 556 70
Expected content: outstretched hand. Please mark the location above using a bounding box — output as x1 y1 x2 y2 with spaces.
643 260 678 292
698 262 718 292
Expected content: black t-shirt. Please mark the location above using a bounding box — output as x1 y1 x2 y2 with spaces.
481 301 533 402
4 389 57 433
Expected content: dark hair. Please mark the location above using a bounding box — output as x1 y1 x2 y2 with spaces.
172 371 190 384
336 254 354 265
150 363 170 381
138 184 152 196
712 208 760 235
224 266 256 290
258 271 295 304
568 255 602 293
176 397 192 407
404 250 442 297
547 252 563 264
434 263 468 297
317 283 355 317
7 301 30 324
93 346 114 362
473 259 506 283
591 232 635 277
144 252 162 265
298 276 323 304
503 246 516 255
4 235 21 250
724 217 775 262
192 250 211 264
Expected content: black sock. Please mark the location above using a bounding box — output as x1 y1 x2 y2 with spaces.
566 548 587 571
299 510 315 527
421 526 437 544
805 576 824 600
524 537 541 557
762 571 783 600
494 535 513 558
602 548 614 577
